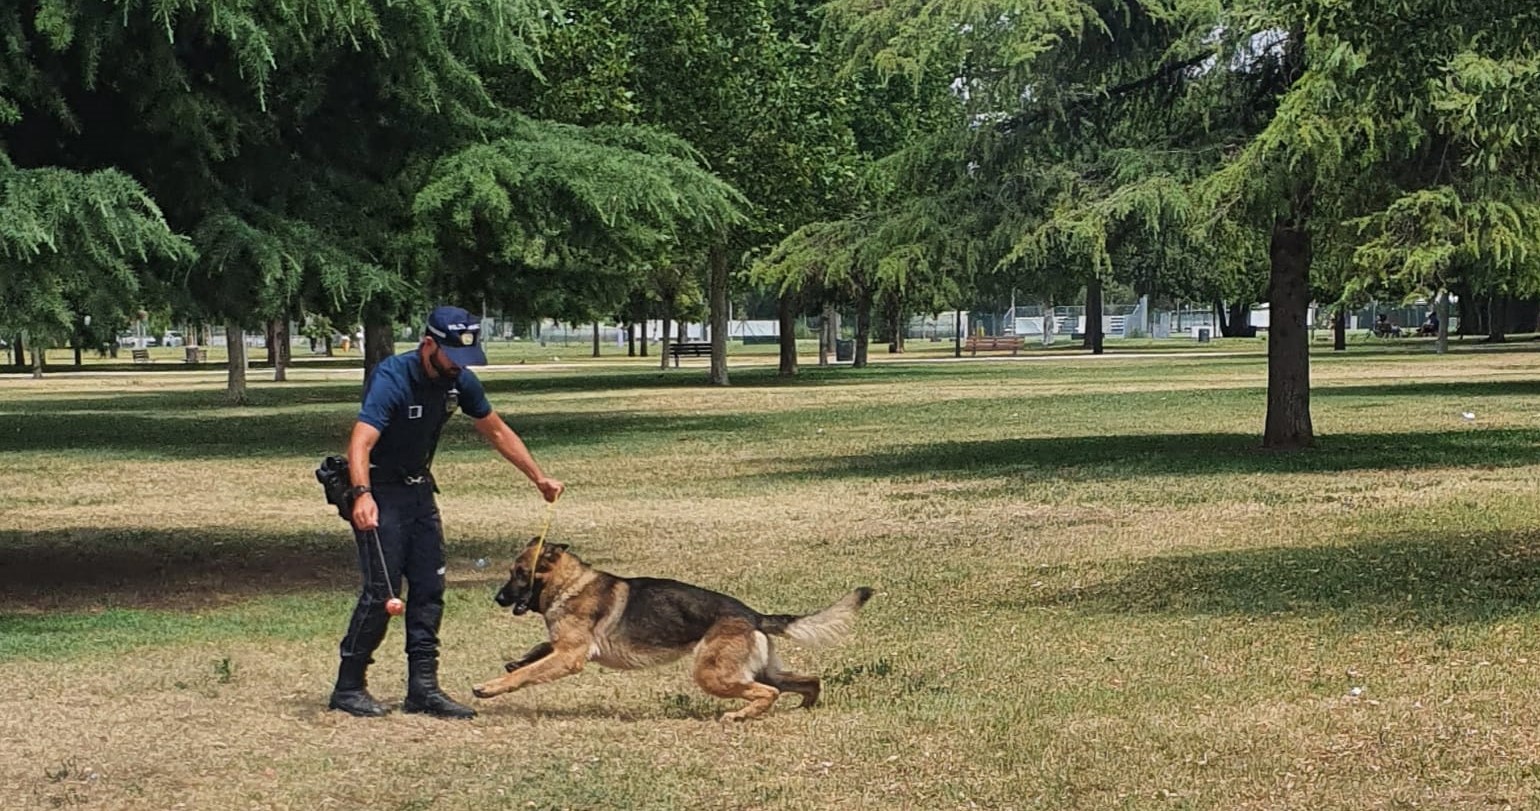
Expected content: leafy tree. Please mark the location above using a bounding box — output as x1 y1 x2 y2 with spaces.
828 0 1540 448
522 0 865 383
3 1 742 398
0 153 189 377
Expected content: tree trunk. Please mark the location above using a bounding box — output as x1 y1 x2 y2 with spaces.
73 334 83 367
1332 307 1346 351
1263 207 1314 450
819 303 833 366
264 321 276 367
12 335 24 367
627 323 636 357
640 319 649 357
708 245 730 386
1486 295 1508 343
324 334 334 357
954 309 962 358
1518 298 1540 334
1436 289 1450 354
884 296 901 354
28 335 43 379
1456 291 1478 337
272 318 289 382
592 322 601 358
1085 277 1105 355
885 298 906 353
660 312 672 370
1213 300 1256 338
853 289 872 368
777 291 798 377
1228 301 1253 337
364 320 394 375
226 321 248 405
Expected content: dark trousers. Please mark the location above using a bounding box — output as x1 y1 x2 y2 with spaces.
338 482 446 666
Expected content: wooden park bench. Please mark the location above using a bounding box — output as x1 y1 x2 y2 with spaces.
963 335 1025 356
184 346 208 364
666 341 712 367
131 348 151 364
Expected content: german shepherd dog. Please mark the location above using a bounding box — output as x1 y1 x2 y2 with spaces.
472 539 873 721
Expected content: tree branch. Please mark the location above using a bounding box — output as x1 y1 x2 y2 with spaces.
996 52 1215 137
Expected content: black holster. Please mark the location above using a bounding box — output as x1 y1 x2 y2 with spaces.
315 455 354 521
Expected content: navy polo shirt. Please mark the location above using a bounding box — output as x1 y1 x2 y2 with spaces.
357 351 493 476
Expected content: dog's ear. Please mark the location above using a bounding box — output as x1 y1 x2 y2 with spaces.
540 543 569 558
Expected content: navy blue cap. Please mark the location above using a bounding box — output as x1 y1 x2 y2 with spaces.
424 306 487 367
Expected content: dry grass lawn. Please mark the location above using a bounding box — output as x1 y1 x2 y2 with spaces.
4 345 1540 810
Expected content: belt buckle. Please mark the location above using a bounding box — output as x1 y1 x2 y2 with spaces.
404 475 426 486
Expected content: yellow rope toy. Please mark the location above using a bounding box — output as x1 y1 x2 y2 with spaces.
527 491 562 572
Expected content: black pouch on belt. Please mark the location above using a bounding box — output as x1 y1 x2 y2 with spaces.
315 455 353 521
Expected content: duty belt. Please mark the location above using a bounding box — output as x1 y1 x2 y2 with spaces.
372 467 435 487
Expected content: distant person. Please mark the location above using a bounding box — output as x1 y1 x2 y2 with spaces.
1418 311 1440 336
1374 313 1402 338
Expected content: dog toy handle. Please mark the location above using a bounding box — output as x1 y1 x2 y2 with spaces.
528 491 562 568
369 528 405 617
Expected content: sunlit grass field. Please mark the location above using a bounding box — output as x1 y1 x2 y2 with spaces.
5 345 1540 809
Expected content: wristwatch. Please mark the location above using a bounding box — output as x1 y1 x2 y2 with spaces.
346 485 373 500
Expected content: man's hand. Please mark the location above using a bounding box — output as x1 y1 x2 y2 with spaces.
351 493 379 531
535 478 565 503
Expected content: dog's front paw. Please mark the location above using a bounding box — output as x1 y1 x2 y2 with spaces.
472 683 500 699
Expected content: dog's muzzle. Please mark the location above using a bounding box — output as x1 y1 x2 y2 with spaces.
495 583 531 615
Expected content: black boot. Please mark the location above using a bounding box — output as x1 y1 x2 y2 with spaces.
328 658 389 717
403 659 476 719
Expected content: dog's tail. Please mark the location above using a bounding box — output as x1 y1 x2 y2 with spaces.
758 587 873 648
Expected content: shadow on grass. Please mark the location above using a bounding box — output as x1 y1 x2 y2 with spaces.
1017 531 1540 626
467 698 725 723
756 427 1540 484
0 527 522 612
0 362 1048 412
0 407 763 459
1318 379 1540 399
0 351 1277 415
6 371 1540 466
0 369 694 415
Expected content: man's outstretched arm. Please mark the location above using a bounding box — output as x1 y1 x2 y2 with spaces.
473 412 564 502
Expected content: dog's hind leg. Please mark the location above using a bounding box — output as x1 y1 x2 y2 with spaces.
693 620 779 722
756 642 820 708
762 673 819 709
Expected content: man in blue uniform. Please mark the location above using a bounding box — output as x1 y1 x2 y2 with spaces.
329 306 564 719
